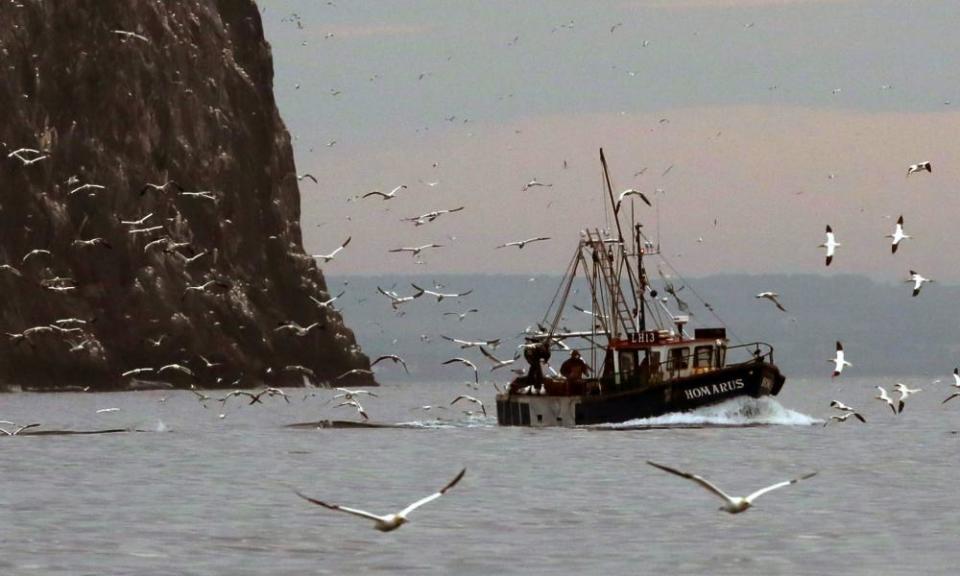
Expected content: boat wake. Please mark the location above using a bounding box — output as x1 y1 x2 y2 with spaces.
596 396 818 429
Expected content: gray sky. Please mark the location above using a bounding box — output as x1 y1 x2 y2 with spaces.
261 0 960 281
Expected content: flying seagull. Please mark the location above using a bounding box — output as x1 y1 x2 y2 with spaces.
819 225 839 266
139 180 182 196
906 161 932 176
331 388 380 402
451 394 486 416
335 368 375 380
824 412 866 426
112 30 150 42
893 382 921 413
829 400 859 413
158 364 195 378
830 341 851 377
479 346 519 371
72 238 112 249
442 357 479 384
335 399 369 420
0 422 40 436
496 237 551 249
377 285 424 309
283 365 316 381
755 292 787 312
646 461 816 514
310 291 345 310
274 321 321 336
178 190 217 201
521 178 552 191
906 270 932 297
118 213 154 226
362 184 407 200
614 189 652 213
389 244 443 257
443 309 479 322
827 400 864 423
441 335 500 349
572 304 608 320
121 367 154 378
311 237 351 263
412 284 472 302
21 249 52 264
402 206 465 226
885 215 910 254
875 386 898 415
297 173 319 184
183 279 230 298
371 354 410 373
7 148 47 166
293 467 467 532
68 184 106 196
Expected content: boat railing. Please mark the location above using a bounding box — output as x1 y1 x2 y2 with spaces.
724 342 775 367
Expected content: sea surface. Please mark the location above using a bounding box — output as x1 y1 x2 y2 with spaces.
0 377 957 575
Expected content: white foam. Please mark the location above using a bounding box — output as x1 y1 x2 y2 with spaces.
600 396 819 428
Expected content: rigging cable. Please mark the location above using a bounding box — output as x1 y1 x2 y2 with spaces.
655 251 745 346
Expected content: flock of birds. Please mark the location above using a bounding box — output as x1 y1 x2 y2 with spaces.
5 7 960 544
746 161 960 426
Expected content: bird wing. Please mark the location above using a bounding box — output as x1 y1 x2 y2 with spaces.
647 461 735 504
14 423 40 435
398 468 467 517
294 491 387 522
479 346 503 364
361 191 388 199
942 393 960 405
442 357 475 369
745 472 817 503
377 286 398 299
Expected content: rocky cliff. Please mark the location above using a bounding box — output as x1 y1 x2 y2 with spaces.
0 0 373 390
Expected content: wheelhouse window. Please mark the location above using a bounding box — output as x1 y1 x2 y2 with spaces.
645 350 660 373
694 346 713 369
669 347 689 371
619 350 636 376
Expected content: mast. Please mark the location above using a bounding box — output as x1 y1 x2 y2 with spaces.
599 148 641 337
599 148 624 244
635 222 646 332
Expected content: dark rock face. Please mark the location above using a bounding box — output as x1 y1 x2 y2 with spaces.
0 0 373 390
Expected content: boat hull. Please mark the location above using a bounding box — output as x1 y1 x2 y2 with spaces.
497 360 785 427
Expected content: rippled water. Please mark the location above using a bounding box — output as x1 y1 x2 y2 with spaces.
0 377 957 575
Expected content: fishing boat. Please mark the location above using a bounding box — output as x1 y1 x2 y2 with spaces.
495 150 785 427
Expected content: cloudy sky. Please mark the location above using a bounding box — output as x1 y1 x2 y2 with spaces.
260 0 960 282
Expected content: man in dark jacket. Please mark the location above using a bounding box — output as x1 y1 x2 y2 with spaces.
560 350 591 382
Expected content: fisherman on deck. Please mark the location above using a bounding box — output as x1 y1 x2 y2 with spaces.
522 343 551 393
560 349 591 382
